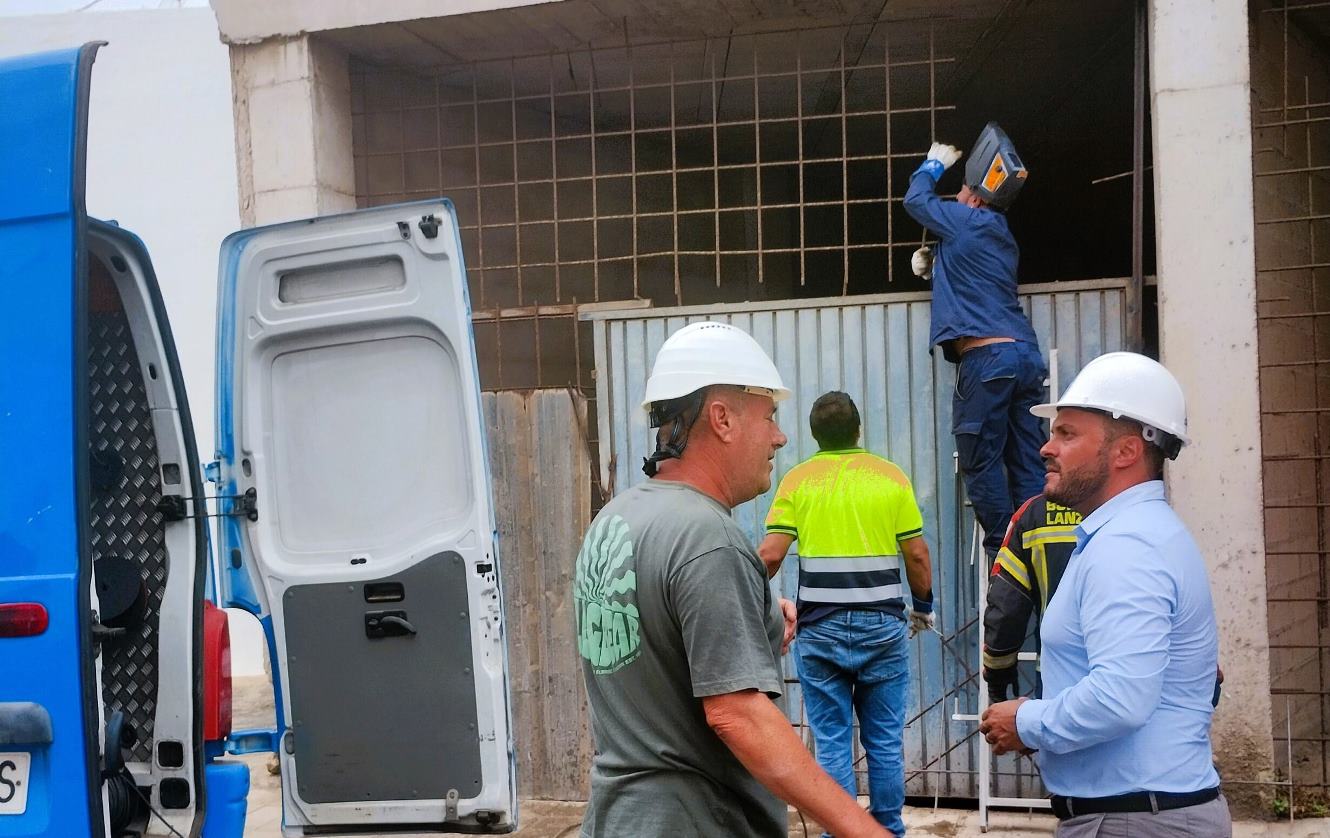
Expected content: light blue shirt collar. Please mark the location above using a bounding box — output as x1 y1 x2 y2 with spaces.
1074 479 1166 547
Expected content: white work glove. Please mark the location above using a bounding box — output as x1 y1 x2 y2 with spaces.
908 609 936 639
926 142 962 170
911 245 933 281
909 592 936 639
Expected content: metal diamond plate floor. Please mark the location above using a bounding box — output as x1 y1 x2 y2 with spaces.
89 307 166 763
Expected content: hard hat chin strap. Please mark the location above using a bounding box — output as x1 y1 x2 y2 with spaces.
643 389 709 477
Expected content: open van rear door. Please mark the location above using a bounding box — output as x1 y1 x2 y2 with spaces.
214 202 516 834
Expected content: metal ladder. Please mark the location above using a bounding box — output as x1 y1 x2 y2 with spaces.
951 516 1051 832
950 349 1060 832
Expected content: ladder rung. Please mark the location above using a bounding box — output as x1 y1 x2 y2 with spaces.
987 797 1053 809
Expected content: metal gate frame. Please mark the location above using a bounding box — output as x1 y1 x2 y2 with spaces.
580 277 1127 799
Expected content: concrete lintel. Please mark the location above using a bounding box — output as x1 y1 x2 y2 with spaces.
210 0 553 45
1149 0 1275 813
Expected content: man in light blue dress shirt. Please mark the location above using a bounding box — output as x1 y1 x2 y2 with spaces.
978 352 1231 837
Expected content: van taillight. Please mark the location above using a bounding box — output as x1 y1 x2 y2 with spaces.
202 601 232 740
0 603 48 637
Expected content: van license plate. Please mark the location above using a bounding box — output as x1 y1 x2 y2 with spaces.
0 752 30 814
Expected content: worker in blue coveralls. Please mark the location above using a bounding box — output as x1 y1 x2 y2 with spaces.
903 122 1047 559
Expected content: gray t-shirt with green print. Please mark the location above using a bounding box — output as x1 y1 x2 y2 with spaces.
575 479 786 838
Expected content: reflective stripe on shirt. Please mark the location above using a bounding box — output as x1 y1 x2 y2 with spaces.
798 554 903 607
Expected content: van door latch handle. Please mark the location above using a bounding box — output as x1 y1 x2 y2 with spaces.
365 610 416 638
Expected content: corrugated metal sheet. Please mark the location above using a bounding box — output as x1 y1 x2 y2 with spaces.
582 278 1126 798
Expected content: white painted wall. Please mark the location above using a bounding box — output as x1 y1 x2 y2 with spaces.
0 4 268 676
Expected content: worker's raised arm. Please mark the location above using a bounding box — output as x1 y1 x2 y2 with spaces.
902 142 972 241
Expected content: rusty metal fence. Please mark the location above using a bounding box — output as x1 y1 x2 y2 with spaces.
1253 0 1330 806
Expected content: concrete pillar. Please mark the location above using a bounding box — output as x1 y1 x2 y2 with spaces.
1150 0 1275 810
228 35 355 227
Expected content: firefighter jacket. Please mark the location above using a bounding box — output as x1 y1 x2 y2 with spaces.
981 494 1081 672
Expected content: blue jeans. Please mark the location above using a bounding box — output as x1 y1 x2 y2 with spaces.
952 341 1047 557
796 609 910 838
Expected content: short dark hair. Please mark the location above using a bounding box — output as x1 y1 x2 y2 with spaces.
810 391 860 450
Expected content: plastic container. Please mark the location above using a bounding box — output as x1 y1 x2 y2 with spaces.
201 760 249 838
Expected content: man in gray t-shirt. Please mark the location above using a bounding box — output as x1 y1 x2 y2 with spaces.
576 480 786 835
576 322 892 838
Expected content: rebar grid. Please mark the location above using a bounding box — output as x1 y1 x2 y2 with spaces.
352 19 957 527
1254 0 1330 800
352 20 955 325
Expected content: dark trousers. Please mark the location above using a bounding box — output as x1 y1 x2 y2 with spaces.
952 341 1048 557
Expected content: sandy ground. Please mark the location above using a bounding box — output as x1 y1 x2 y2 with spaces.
229 676 1330 837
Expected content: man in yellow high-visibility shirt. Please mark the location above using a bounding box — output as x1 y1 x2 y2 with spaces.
759 391 935 838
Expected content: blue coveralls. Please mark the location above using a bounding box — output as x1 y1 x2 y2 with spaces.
903 169 1047 557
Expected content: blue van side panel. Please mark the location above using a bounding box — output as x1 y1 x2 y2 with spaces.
0 45 104 837
0 49 83 224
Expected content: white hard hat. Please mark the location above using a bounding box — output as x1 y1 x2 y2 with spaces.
641 321 790 410
1032 351 1189 450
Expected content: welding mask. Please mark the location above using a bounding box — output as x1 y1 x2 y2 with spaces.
964 122 1028 210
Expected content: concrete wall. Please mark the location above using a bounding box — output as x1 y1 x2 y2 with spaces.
0 5 268 676
211 0 546 44
1149 0 1276 806
229 35 356 226
1250 0 1330 794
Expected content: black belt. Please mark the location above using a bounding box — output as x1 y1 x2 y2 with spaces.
1050 786 1219 820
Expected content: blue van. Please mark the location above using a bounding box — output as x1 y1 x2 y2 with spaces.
0 44 517 837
